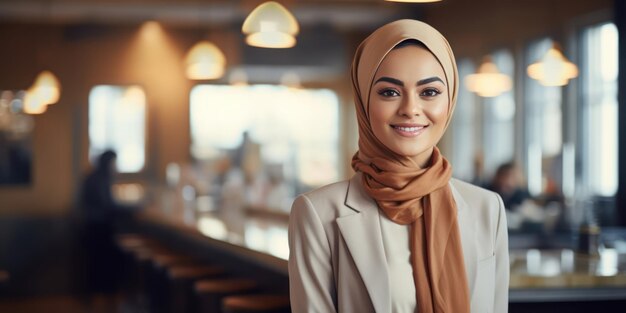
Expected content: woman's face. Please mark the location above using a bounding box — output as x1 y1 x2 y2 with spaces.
368 44 449 167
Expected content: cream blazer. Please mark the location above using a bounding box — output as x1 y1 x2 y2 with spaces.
288 173 509 313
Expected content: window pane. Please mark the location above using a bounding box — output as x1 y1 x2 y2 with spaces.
190 85 340 190
451 59 476 182
88 85 146 173
483 49 516 179
582 23 618 197
524 38 563 196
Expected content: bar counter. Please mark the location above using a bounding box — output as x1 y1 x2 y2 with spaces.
134 197 626 306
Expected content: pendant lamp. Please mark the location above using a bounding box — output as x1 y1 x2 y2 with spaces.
185 41 226 80
242 1 299 48
465 56 512 97
31 70 61 105
23 88 48 114
527 43 578 87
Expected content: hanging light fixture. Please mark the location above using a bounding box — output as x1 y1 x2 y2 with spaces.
527 43 578 87
23 88 48 114
242 1 299 49
30 70 61 105
465 56 512 97
185 40 226 80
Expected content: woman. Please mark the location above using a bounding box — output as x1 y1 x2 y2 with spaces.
288 19 509 313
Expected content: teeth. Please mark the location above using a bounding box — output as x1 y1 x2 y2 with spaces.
395 126 422 132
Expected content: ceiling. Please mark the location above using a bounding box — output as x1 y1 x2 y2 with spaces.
0 0 418 30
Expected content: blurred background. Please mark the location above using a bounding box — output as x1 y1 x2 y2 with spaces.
0 0 625 312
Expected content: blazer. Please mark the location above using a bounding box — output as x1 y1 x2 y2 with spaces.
288 173 509 313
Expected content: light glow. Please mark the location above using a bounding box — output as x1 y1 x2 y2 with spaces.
242 1 299 49
465 57 512 97
185 41 226 80
527 44 578 86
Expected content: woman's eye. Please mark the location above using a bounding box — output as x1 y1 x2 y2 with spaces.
420 88 441 97
378 89 400 97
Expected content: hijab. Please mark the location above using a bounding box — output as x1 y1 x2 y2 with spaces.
350 19 470 313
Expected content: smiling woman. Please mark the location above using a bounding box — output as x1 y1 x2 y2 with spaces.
288 19 509 313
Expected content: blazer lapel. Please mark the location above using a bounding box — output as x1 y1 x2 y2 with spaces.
450 181 479 297
336 174 391 313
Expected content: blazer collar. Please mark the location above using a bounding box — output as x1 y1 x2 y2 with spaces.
337 173 391 312
337 174 479 311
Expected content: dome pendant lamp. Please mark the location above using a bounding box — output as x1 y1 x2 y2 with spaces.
185 40 226 80
465 56 512 97
527 43 578 87
31 70 61 105
242 1 299 49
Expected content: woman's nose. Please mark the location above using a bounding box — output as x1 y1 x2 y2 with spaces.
397 93 421 117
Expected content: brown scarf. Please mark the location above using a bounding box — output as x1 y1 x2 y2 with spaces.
350 20 470 313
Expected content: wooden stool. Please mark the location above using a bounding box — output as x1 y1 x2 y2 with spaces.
222 294 290 313
131 246 179 313
195 279 258 313
167 265 226 313
143 252 197 313
153 254 198 269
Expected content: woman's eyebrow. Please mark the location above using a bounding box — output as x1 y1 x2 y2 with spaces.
417 76 445 86
374 76 404 86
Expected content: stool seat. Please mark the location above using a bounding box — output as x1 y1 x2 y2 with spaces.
222 294 290 313
168 265 225 280
132 246 172 261
153 254 197 268
115 234 150 251
195 279 257 294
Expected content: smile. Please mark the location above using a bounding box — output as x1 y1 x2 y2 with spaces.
390 124 428 137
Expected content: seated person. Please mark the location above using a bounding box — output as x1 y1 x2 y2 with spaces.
486 162 531 211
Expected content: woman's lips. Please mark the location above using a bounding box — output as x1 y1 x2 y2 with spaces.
390 123 428 137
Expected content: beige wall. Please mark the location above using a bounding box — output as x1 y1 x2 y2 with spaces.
0 23 236 215
0 22 356 216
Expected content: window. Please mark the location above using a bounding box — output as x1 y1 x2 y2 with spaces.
88 85 146 173
190 84 340 189
483 49 516 180
524 38 563 196
580 23 618 197
450 59 477 182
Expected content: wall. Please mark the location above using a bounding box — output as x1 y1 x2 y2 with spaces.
0 21 356 215
0 23 230 214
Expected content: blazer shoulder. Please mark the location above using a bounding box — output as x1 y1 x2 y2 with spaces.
451 178 502 213
293 178 351 223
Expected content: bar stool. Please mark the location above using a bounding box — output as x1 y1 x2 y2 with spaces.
194 279 258 313
222 294 290 313
144 252 200 313
130 245 177 312
167 265 226 313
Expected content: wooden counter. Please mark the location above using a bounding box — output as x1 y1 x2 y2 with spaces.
135 200 626 304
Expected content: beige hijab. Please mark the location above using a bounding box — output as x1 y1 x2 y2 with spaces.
350 19 470 313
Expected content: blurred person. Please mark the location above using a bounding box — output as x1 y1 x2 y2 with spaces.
78 150 133 308
288 20 509 313
486 162 531 211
